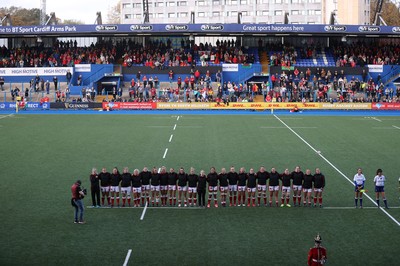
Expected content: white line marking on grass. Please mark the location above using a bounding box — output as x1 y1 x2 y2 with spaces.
260 126 317 129
123 249 132 266
169 134 173 142
371 117 382 122
393 125 400 130
0 114 13 119
177 116 180 121
274 114 400 227
146 126 170 128
173 124 177 130
163 148 168 159
87 206 203 209
323 207 400 210
372 127 396 130
140 201 148 220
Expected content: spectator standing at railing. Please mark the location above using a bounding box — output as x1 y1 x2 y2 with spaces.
53 76 58 91
0 76 4 91
45 80 50 94
66 70 72 84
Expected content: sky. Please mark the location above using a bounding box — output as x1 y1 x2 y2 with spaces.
0 0 118 24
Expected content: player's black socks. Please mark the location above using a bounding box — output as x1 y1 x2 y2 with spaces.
384 199 388 208
354 198 358 206
376 199 380 207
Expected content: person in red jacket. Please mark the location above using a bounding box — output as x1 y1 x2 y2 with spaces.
307 234 327 266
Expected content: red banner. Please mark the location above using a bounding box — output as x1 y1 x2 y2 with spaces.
102 102 156 110
372 103 400 110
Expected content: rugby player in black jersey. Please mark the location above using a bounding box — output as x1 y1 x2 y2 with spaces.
303 169 314 207
218 168 229 207
227 166 239 206
139 167 151 206
187 167 199 206
247 168 257 207
150 167 160 206
98 167 111 206
167 168 178 206
256 166 269 206
268 168 280 207
313 168 325 207
291 166 304 207
177 167 188 207
207 167 219 208
110 167 121 207
132 169 142 207
159 166 169 207
197 170 207 207
280 168 292 207
237 167 248 207
120 167 132 207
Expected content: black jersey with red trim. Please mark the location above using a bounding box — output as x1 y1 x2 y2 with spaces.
132 174 141 188
168 172 178 185
159 172 168 186
207 172 218 186
313 173 325 189
291 171 304 186
150 173 160 186
110 173 121 186
227 172 239 185
303 174 313 189
121 173 132 187
268 171 280 186
140 171 151 185
280 174 292 187
218 173 229 186
187 174 199 187
178 173 188 186
256 171 269 185
247 173 257 188
238 172 248 186
99 172 111 186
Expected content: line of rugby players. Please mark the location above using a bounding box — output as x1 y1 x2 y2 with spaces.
90 165 325 208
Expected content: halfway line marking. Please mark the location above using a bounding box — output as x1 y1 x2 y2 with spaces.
163 148 168 159
140 201 148 220
123 249 132 266
274 114 400 227
169 134 173 142
323 206 400 210
173 124 176 130
393 125 400 130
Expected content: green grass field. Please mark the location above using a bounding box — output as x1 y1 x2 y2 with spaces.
1 112 399 266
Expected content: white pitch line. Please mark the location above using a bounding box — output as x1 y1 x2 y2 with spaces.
163 148 168 159
371 117 382 122
173 124 177 130
393 125 400 130
323 207 400 210
260 126 317 129
0 114 13 119
169 134 173 143
123 249 132 266
140 201 148 220
177 116 180 121
274 114 400 227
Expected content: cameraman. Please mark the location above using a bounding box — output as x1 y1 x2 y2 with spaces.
71 180 86 224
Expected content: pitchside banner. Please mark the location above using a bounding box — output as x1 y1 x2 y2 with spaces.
0 102 49 109
102 102 156 110
320 103 371 109
157 102 210 109
371 103 400 110
0 67 73 76
50 102 102 109
263 102 320 109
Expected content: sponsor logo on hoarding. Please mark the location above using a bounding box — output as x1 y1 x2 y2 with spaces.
324 25 347 32
165 24 188 31
130 25 153 31
201 24 224 31
95 25 118 31
358 26 380 32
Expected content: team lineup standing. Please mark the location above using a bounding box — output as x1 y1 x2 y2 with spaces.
89 166 326 208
